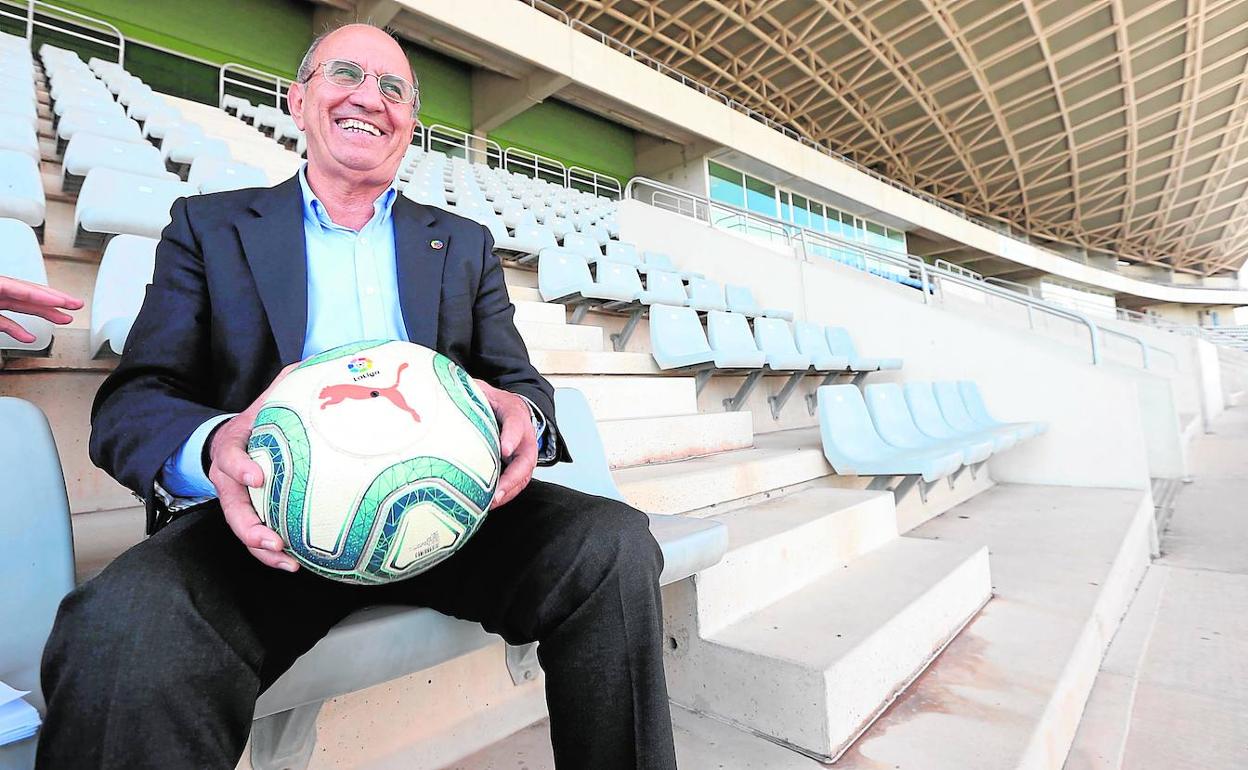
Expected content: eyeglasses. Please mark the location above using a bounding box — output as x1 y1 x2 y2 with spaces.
302 58 418 105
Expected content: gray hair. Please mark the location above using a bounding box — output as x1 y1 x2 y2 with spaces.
295 22 420 115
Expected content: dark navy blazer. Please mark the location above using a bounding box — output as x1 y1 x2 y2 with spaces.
89 175 567 535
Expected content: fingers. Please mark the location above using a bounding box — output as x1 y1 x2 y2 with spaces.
497 399 526 459
493 427 537 508
214 467 298 572
0 277 84 312
0 314 35 343
0 299 76 325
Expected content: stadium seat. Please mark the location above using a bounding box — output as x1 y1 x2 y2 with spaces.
403 181 448 208
817 385 963 487
684 277 728 313
89 235 158 357
903 381 1016 453
752 317 812 371
494 220 556 261
556 230 602 264
74 168 195 248
824 326 902 371
604 241 641 267
725 284 793 320
161 129 230 178
187 157 268 194
142 112 193 146
0 219 53 352
0 90 37 128
637 270 688 306
933 381 1031 445
56 107 140 154
864 383 994 466
793 322 851 372
638 250 678 275
648 302 766 401
0 151 46 234
0 114 39 161
538 250 641 316
958 380 1047 439
62 132 173 193
581 221 610 246
251 387 726 770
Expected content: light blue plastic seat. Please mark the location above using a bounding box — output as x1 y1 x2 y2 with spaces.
753 317 811 371
706 310 768 366
793 322 850 372
824 326 903 371
638 250 678 275
649 304 764 370
604 241 641 267
89 234 158 357
187 157 268 194
685 277 727 313
638 270 687 306
562 231 603 261
0 219 53 351
497 221 555 259
538 249 640 305
0 150 46 231
0 114 39 162
817 385 963 482
958 380 1047 439
56 107 140 154
581 222 610 247
934 381 1030 444
903 381 1016 452
725 283 792 321
864 383 993 465
62 132 172 194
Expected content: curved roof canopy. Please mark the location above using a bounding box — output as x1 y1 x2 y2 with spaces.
551 0 1248 275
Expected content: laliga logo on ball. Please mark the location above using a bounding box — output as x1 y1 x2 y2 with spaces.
320 362 422 423
346 356 373 374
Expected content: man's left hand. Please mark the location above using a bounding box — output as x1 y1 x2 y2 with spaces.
475 379 538 508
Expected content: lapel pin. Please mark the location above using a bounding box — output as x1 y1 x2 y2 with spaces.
430 239 444 250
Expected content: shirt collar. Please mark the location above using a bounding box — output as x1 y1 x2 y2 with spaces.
297 164 398 233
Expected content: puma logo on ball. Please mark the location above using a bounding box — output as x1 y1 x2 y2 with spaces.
319 362 422 423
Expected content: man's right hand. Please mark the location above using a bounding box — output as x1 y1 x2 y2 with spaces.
0 276 83 343
208 363 300 572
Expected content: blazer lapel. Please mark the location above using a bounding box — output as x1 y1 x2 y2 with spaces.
393 198 447 348
238 175 309 365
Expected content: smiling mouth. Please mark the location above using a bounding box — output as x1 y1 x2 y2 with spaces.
335 117 384 137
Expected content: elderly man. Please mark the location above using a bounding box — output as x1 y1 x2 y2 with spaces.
36 24 677 770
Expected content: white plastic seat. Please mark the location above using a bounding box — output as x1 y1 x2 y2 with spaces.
75 167 195 247
187 157 268 194
402 182 449 208
581 222 610 246
0 219 53 351
649 304 764 371
706 310 767 364
538 249 640 307
0 151 45 231
494 220 555 260
684 277 728 313
604 241 640 267
933 381 1029 445
89 234 158 357
824 326 902 371
62 132 173 193
0 94 36 129
903 381 1016 453
161 129 230 177
864 383 993 466
141 112 195 144
725 283 792 320
637 270 687 306
56 108 141 154
752 317 812 371
957 380 1047 439
817 385 963 483
793 322 850 371
561 231 602 262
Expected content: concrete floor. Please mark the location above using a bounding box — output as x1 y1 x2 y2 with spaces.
1067 406 1248 770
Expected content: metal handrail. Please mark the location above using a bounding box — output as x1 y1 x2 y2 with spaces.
503 146 566 185
6 0 124 63
567 165 622 199
983 276 1038 297
934 259 982 281
219 62 291 110
425 123 503 167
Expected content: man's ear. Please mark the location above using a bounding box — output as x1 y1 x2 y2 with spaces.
288 82 306 130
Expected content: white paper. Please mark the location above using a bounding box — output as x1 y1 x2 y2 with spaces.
0 681 40 745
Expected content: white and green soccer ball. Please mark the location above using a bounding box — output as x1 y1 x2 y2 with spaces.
246 340 500 584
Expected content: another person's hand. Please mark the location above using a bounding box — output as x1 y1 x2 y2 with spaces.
0 276 84 343
208 363 300 572
475 379 539 509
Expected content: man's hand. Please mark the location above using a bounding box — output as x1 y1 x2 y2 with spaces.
0 276 83 343
475 379 538 509
208 363 300 572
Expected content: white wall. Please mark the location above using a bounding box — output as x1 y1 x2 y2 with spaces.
619 200 1159 490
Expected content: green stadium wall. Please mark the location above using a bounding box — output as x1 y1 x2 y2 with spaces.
24 0 633 182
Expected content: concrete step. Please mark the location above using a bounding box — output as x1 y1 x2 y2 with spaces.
615 427 829 514
545 374 697 420
527 349 659 375
506 285 542 303
692 488 898 636
502 265 537 288
663 536 991 762
71 506 145 582
510 299 565 325
597 411 754 468
514 320 603 352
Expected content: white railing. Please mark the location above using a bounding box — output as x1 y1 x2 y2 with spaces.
218 62 291 111
567 165 622 199
426 123 503 167
3 0 123 63
934 259 982 281
503 146 566 186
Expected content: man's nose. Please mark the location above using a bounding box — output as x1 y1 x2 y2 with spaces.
346 75 387 112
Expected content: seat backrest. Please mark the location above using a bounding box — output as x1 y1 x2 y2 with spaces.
686 277 726 310
864 383 929 449
187 157 267 194
0 148 41 196
0 398 75 712
563 231 602 260
604 241 640 266
816 384 892 465
479 212 508 244
640 270 687 305
582 222 609 245
538 247 594 298
753 317 801 357
593 260 644 295
90 234 158 356
903 381 960 439
649 303 712 367
533 388 626 502
957 381 995 425
516 221 557 250
824 326 860 358
793 321 833 360
724 284 761 315
706 310 760 354
933 381 979 433
0 218 51 350
642 251 676 271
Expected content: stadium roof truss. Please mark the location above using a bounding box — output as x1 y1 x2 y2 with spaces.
549 0 1248 276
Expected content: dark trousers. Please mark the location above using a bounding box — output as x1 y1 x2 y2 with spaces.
35 480 677 769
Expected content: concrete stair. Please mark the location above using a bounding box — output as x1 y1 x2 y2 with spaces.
662 486 991 762
546 374 697 420
514 319 603 352
598 411 754 468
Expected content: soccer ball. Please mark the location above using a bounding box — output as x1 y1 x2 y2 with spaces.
246 340 500 584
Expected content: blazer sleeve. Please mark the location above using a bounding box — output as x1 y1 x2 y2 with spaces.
468 227 570 464
89 197 231 515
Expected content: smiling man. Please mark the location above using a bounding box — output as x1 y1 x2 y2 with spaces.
35 24 677 770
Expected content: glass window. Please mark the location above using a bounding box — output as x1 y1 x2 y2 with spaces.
778 191 791 222
866 221 887 249
791 194 810 228
809 202 825 232
841 211 860 240
745 175 777 218
707 161 745 208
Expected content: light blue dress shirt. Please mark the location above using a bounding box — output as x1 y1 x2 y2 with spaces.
161 167 544 498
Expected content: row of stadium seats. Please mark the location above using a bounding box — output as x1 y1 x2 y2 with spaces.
817 380 1046 491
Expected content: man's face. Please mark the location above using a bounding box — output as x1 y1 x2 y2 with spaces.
288 25 416 188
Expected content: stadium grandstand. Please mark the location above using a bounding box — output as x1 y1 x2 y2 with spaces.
1 0 1247 767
